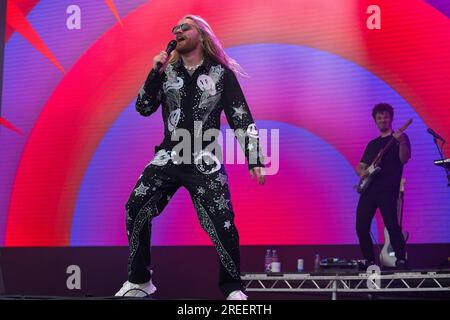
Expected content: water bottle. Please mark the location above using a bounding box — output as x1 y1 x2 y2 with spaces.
264 249 272 272
314 254 321 272
272 250 279 264
270 250 280 272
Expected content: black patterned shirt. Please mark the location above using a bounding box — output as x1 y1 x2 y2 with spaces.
135 56 264 170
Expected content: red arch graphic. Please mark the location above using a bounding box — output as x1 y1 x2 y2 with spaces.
6 0 450 245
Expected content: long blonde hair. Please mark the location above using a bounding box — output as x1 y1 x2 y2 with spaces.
169 15 246 76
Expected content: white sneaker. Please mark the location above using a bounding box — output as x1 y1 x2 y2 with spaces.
226 290 248 300
114 279 157 297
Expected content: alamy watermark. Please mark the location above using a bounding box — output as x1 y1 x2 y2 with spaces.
156 121 280 175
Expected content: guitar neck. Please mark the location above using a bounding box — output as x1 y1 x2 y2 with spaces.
372 136 397 166
371 119 412 167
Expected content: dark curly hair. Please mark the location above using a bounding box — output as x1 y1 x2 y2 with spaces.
372 103 394 120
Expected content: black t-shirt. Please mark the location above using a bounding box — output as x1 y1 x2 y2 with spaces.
360 133 411 194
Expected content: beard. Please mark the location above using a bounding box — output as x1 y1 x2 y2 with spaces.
176 39 199 55
378 124 391 132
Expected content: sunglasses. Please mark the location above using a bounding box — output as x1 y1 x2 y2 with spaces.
171 23 193 34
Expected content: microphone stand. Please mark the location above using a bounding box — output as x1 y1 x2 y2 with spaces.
433 137 450 186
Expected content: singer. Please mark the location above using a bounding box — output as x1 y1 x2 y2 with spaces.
115 15 265 299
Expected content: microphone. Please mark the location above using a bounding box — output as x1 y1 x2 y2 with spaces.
427 127 446 143
156 40 178 71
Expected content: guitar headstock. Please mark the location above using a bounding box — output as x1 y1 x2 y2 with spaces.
400 118 413 132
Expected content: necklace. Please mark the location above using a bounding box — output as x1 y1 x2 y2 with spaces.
184 59 204 71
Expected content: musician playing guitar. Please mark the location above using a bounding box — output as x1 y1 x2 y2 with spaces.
355 103 411 269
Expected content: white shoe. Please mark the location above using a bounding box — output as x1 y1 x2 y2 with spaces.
114 279 157 297
226 290 248 300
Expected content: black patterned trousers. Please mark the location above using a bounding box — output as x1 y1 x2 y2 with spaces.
125 155 243 297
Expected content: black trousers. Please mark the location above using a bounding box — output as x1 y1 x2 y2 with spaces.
356 191 406 262
125 157 243 297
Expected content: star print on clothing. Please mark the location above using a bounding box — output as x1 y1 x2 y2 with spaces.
215 173 228 186
232 106 247 120
224 220 231 230
208 180 218 190
155 179 163 187
248 143 254 151
216 195 231 211
197 187 206 195
134 182 149 196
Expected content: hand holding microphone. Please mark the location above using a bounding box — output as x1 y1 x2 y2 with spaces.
153 40 177 72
